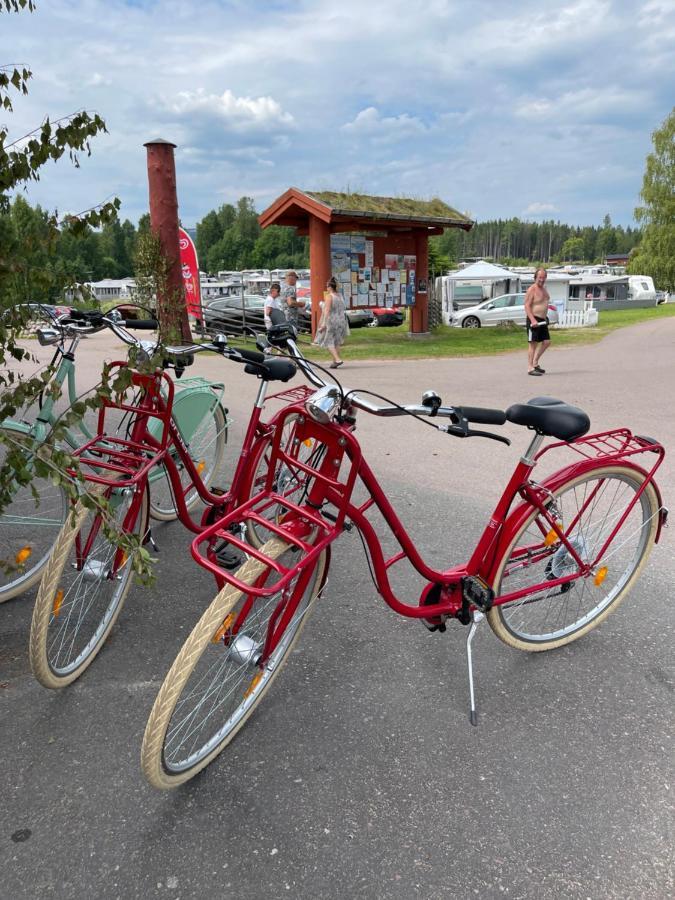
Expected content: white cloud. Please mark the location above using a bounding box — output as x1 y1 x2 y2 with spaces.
341 107 428 142
163 89 294 132
523 202 559 217
516 87 650 122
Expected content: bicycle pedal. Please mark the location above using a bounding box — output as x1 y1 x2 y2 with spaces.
462 576 494 613
215 543 245 570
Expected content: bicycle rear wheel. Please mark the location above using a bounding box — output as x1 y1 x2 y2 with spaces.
487 465 660 651
149 401 228 521
141 539 327 789
29 485 149 688
0 426 68 603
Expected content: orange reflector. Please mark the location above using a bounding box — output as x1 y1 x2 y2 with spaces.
594 566 608 586
15 545 33 565
244 670 263 699
212 612 235 644
302 439 313 448
119 552 128 568
52 589 64 617
197 460 206 475
544 528 560 547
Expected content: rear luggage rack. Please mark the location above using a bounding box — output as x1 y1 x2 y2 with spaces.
537 428 665 468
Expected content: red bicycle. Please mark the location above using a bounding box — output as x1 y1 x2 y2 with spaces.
29 323 323 689
141 327 667 789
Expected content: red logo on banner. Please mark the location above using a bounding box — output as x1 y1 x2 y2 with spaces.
178 227 201 318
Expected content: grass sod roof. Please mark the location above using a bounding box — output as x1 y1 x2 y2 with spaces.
304 190 473 226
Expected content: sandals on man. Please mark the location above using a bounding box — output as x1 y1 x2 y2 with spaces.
528 369 543 376
329 361 344 369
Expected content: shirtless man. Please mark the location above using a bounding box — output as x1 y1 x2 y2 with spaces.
525 267 551 375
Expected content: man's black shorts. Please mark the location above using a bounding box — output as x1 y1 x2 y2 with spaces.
527 317 550 343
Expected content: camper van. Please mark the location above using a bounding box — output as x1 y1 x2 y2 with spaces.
627 275 656 303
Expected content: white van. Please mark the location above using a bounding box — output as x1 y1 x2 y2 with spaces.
627 275 656 303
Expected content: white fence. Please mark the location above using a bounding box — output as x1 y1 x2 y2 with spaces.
554 308 599 329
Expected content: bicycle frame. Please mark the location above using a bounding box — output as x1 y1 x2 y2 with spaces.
191 402 666 657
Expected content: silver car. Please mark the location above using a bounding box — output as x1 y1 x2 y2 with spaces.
450 293 559 328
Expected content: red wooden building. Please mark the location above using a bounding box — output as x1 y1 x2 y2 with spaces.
259 189 473 336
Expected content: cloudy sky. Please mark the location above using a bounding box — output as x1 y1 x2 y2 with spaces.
3 0 674 228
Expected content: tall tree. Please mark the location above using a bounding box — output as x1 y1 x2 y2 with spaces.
628 108 675 290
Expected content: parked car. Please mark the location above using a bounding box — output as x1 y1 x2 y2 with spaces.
346 307 375 327
655 290 668 305
107 303 156 323
449 293 559 328
370 306 404 327
201 294 312 335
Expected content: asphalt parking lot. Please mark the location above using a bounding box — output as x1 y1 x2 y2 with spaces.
1 318 674 899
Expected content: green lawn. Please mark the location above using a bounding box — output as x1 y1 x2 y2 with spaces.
276 304 675 362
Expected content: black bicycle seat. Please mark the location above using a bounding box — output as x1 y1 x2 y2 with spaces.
244 358 296 382
506 396 590 442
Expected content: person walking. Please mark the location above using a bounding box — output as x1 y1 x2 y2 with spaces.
525 267 552 375
316 277 349 368
281 270 306 330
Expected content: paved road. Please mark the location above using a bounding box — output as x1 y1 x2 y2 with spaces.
1 320 674 899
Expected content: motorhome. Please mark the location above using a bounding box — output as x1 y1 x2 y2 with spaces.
568 273 656 306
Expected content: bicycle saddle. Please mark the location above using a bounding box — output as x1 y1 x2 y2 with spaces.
506 396 590 442
244 357 297 382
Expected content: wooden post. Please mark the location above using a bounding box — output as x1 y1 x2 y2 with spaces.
144 139 192 343
409 228 430 335
309 216 331 336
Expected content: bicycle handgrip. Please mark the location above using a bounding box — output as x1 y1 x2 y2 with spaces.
236 347 266 364
455 406 507 425
122 319 158 329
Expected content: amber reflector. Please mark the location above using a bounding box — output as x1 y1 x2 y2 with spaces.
52 589 64 617
15 545 33 565
544 528 560 547
594 566 608 586
244 671 263 698
197 460 206 475
212 612 235 643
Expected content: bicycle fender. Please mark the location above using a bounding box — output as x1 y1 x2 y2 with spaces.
0 419 34 437
485 458 665 586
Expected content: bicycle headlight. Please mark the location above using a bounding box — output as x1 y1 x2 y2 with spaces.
36 327 61 347
305 385 340 424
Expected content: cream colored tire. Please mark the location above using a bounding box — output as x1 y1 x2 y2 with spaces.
29 488 148 688
141 538 327 790
487 466 659 652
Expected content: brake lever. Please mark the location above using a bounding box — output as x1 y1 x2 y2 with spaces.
467 428 511 446
438 423 511 446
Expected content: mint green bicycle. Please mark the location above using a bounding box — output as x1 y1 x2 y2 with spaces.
0 306 229 602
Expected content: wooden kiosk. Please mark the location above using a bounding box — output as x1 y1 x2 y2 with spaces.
259 190 473 336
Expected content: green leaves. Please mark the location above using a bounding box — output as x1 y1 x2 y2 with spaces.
628 108 675 291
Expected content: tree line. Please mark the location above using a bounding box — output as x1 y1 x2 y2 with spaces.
0 190 660 309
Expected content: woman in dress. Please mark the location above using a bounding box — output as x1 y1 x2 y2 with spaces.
317 277 349 368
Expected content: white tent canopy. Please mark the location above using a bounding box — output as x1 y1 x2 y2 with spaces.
445 260 516 280
438 260 522 323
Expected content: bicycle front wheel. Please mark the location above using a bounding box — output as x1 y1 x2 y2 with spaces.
141 539 328 789
149 401 228 522
29 485 149 688
487 465 660 651
0 426 68 603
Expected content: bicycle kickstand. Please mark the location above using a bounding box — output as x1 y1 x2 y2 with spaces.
466 611 484 727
